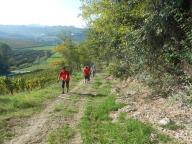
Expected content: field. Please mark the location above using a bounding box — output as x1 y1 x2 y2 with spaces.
20 50 62 72
0 38 48 49
19 45 56 51
10 45 62 72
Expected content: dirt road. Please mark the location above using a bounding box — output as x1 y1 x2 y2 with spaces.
5 81 89 144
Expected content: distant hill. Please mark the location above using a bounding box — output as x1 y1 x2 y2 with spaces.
0 25 86 48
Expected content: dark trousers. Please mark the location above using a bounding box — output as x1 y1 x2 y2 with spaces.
62 80 69 92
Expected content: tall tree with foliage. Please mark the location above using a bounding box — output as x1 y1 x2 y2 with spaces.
54 37 92 71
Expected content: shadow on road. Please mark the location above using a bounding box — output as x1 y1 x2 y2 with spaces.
69 92 106 97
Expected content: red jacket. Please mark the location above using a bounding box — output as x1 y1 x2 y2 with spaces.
59 70 70 81
83 67 90 76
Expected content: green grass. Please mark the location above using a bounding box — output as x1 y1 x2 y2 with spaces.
47 52 62 63
46 125 75 144
53 102 78 117
0 83 60 143
21 51 62 71
80 74 175 144
92 81 103 89
72 72 83 81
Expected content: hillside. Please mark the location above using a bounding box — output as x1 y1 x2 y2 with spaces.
0 25 86 48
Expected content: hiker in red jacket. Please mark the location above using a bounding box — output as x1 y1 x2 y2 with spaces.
83 66 90 83
58 67 70 94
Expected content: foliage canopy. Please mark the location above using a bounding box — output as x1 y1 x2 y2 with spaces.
80 0 192 95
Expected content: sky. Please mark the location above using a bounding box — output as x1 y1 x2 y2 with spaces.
0 0 85 28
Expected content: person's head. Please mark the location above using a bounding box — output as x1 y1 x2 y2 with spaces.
62 67 66 70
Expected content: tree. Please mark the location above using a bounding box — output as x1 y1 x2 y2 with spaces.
80 0 192 95
0 43 12 74
54 36 93 71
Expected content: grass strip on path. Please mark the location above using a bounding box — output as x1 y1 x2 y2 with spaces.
46 125 75 144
